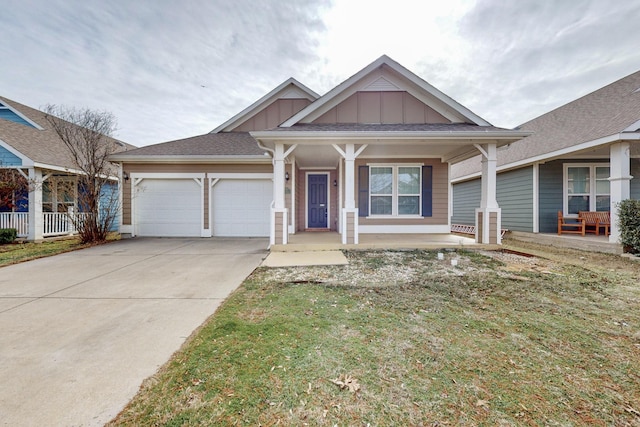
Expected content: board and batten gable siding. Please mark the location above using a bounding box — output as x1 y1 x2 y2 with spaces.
232 99 312 132
496 167 534 232
451 179 480 225
631 158 640 199
313 92 451 125
0 145 22 166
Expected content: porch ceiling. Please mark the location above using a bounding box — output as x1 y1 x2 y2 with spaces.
253 125 531 167
290 142 479 168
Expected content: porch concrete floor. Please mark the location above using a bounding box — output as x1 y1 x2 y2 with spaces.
271 232 488 252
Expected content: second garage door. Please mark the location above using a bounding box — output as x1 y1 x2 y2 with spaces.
212 179 272 237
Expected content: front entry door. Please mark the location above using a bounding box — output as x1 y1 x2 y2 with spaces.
308 174 328 228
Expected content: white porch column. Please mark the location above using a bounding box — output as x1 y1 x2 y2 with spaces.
27 168 43 242
342 144 358 244
609 142 632 243
475 143 502 244
271 143 288 245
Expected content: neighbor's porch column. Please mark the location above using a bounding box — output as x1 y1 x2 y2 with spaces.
342 144 358 244
271 143 288 246
475 143 502 244
609 142 632 243
27 167 44 242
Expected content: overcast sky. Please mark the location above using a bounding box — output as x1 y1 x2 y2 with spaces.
2 0 639 147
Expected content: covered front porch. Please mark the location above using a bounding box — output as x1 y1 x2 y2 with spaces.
253 126 529 249
270 231 483 252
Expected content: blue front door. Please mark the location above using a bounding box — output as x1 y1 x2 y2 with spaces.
308 174 328 228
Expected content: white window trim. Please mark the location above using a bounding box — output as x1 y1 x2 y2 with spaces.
563 163 610 216
367 163 423 219
42 176 78 213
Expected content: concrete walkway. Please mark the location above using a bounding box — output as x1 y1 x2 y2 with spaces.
0 237 268 427
261 250 348 267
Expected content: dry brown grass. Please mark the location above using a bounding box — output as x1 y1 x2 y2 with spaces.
109 244 640 426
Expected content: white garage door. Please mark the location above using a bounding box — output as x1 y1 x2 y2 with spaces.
212 179 272 236
135 179 202 237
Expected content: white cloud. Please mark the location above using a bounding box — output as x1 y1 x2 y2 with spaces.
1 0 639 145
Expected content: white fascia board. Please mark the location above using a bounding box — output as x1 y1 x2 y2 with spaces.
0 138 34 166
210 78 319 133
280 54 492 127
450 131 640 184
378 56 492 126
251 130 531 142
281 57 390 127
0 103 44 130
108 155 271 163
33 162 84 175
623 119 640 132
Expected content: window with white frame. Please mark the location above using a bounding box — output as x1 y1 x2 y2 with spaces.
369 165 421 216
42 178 77 213
564 164 610 214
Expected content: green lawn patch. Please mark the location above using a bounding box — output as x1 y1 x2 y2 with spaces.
109 248 640 426
0 233 119 267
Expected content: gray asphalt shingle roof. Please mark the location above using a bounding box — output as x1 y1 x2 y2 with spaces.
111 132 268 158
0 96 134 170
452 69 640 179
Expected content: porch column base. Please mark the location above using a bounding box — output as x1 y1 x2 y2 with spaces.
475 208 501 245
341 208 358 244
271 208 288 246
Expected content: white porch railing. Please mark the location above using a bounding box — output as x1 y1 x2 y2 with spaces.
43 212 90 237
1 212 91 239
0 212 29 237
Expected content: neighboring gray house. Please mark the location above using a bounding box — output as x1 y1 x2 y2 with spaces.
451 70 640 243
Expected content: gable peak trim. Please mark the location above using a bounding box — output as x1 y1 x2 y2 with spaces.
362 76 401 92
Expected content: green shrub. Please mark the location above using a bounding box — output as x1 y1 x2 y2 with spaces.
0 228 18 244
617 199 640 254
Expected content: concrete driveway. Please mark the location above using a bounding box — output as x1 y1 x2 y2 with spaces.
0 237 268 427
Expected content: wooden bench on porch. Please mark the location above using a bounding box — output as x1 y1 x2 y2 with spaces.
579 211 610 236
557 211 585 235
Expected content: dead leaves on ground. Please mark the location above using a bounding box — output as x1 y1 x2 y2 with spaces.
330 374 361 393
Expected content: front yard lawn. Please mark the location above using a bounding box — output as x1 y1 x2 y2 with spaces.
109 245 640 426
0 233 119 267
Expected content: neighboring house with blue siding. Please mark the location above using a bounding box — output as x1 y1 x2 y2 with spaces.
0 97 134 240
451 69 640 244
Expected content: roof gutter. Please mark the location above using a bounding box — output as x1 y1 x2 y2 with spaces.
251 130 532 141
451 131 640 183
108 154 272 164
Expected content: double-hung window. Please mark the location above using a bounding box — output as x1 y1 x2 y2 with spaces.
369 165 421 216
564 164 610 214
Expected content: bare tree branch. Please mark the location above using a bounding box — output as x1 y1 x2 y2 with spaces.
43 105 121 243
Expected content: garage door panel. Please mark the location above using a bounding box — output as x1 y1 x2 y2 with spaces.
135 179 201 237
212 180 272 237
